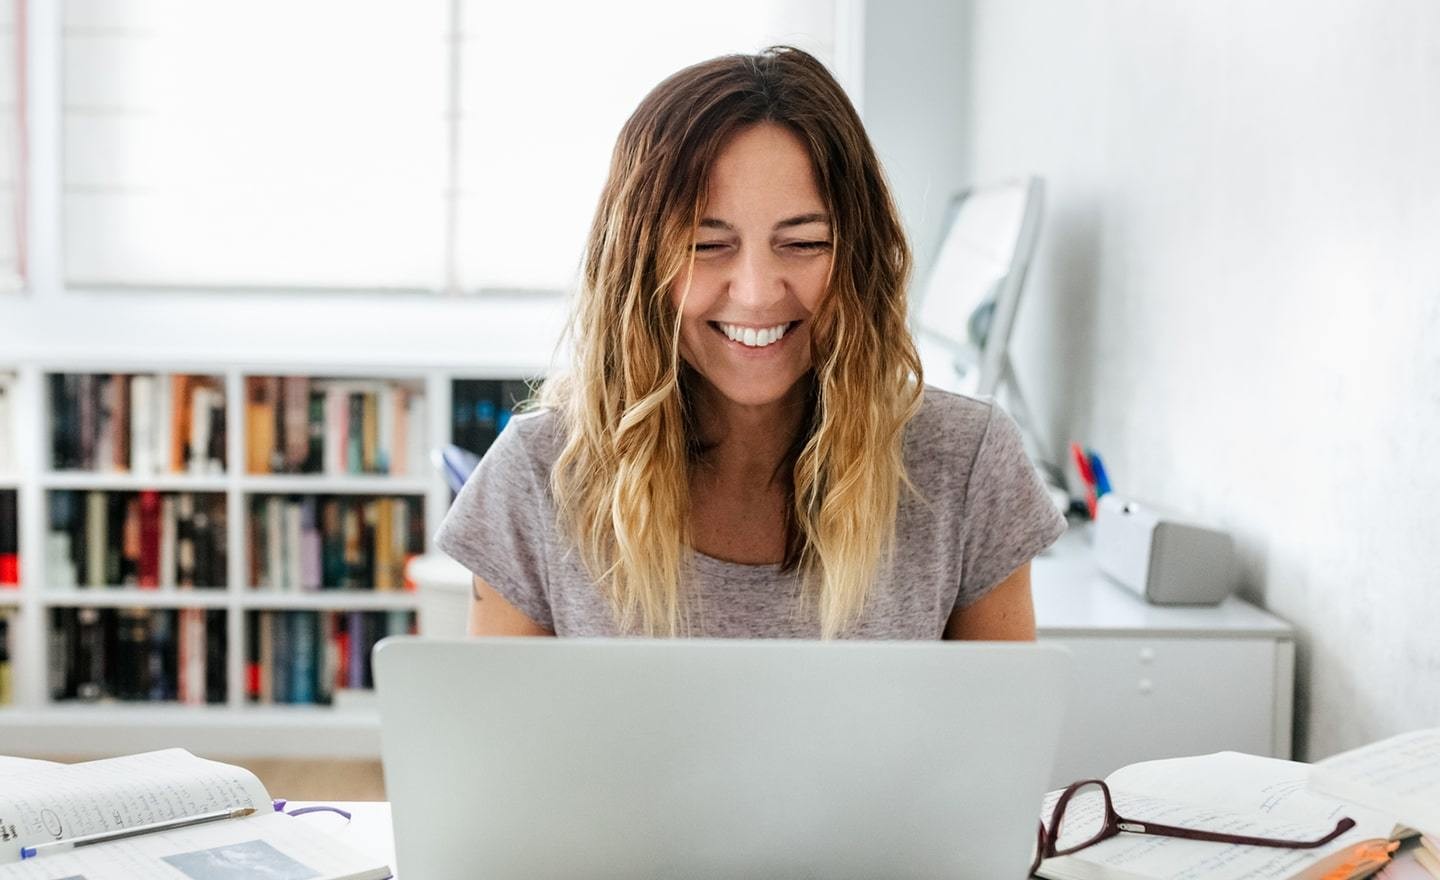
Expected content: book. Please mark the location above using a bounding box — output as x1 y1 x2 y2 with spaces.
0 749 390 879
283 376 311 472
130 374 155 476
0 491 17 587
205 608 227 703
246 377 275 474
112 373 130 473
170 373 191 473
84 491 106 587
190 384 216 475
1311 728 1440 839
138 490 161 588
1034 750 1412 880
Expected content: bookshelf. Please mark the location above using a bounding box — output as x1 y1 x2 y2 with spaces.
0 359 537 757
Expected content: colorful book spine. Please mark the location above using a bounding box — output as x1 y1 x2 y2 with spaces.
137 490 161 589
0 491 18 587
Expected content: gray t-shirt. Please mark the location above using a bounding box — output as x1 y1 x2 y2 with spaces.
434 386 1066 639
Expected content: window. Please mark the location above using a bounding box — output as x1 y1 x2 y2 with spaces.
60 1 842 294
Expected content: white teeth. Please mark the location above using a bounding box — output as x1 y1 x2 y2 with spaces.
718 322 790 348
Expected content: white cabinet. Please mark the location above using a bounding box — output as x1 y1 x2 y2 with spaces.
1034 527 1294 788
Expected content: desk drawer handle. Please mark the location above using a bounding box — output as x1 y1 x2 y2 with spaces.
1138 647 1156 664
1137 678 1154 694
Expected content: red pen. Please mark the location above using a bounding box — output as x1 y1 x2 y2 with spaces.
1069 441 1098 519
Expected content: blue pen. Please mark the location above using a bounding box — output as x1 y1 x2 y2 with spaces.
1086 449 1112 498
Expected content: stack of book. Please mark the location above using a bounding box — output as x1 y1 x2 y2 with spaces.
452 377 532 456
48 607 226 704
47 490 227 589
248 494 423 591
244 375 427 476
49 373 227 475
244 609 413 705
0 491 16 587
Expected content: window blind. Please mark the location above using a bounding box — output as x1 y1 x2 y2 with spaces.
62 0 449 290
451 0 837 294
61 0 838 294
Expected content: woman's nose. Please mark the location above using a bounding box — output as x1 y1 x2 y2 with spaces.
727 248 784 308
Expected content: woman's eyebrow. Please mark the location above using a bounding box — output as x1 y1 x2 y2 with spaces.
697 213 832 231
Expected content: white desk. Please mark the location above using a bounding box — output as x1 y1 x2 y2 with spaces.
1033 525 1295 786
290 802 396 876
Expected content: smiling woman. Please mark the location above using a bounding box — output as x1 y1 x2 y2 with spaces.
434 46 1066 640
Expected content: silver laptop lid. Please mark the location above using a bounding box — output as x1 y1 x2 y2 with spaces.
375 637 1070 880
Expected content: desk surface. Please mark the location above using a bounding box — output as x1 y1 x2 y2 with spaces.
290 802 396 876
1032 524 1293 639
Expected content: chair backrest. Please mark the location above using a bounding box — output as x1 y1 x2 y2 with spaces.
914 176 1045 397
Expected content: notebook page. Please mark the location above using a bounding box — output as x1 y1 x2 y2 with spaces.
0 749 272 864
1312 729 1440 838
1037 787 1387 880
0 758 60 779
0 812 390 880
1106 752 1400 838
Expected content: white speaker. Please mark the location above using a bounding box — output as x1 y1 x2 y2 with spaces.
1093 494 1235 605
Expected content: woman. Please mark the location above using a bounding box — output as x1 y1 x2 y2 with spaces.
435 46 1065 640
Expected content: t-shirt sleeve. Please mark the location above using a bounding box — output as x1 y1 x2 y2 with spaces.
432 423 555 631
954 401 1067 610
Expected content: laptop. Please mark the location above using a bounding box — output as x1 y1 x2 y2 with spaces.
374 637 1070 879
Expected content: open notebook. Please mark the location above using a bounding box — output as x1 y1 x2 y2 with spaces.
1034 727 1440 880
0 749 390 880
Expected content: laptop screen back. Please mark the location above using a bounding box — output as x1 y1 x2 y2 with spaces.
375 637 1069 879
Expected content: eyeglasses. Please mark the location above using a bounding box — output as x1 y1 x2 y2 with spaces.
1029 778 1357 877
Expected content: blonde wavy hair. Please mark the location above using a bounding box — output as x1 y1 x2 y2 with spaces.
541 46 923 638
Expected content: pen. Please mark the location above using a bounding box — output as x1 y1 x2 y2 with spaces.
1086 449 1112 498
20 807 256 859
1068 441 1098 519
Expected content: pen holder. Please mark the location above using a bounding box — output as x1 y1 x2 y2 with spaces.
1093 494 1235 605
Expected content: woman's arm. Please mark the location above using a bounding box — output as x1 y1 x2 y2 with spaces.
942 562 1037 641
468 575 555 637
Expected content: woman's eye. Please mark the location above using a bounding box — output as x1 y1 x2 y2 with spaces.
786 241 831 252
694 242 728 253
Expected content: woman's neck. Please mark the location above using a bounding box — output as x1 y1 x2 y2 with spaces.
689 376 810 488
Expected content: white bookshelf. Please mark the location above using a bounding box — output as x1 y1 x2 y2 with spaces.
0 357 536 758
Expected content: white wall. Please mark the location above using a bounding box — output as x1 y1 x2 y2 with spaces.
964 0 1440 760
861 0 970 279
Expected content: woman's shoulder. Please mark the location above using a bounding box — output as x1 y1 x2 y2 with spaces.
901 385 1016 493
485 407 567 474
904 384 999 455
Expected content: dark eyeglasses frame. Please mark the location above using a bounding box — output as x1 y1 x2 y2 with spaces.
1029 778 1357 877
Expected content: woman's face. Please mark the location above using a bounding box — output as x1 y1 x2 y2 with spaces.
671 122 832 410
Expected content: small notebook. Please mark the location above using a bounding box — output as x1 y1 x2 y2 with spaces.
0 748 390 880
